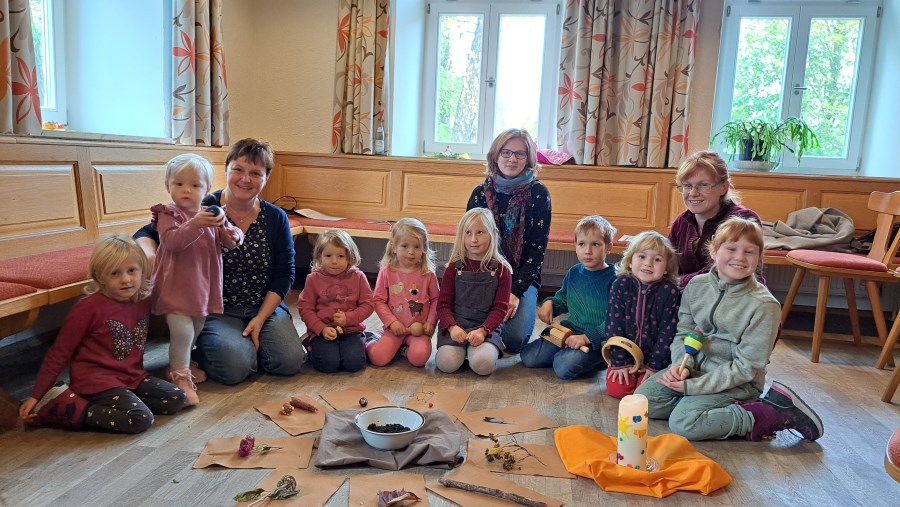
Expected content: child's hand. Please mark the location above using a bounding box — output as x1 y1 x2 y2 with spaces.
466 327 487 347
389 321 406 335
332 310 347 327
663 364 690 382
536 300 554 325
19 397 38 422
224 227 241 247
606 367 632 386
322 327 338 340
241 316 264 351
565 334 590 350
449 325 467 343
423 322 436 336
637 367 657 386
505 294 520 322
191 209 223 229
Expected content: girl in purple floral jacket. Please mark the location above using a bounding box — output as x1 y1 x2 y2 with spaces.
605 231 681 398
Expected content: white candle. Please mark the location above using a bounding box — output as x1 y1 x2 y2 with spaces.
617 393 649 470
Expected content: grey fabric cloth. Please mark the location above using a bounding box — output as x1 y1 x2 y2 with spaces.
314 409 463 470
763 207 855 252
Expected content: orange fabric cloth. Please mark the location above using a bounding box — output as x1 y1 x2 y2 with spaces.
554 426 731 498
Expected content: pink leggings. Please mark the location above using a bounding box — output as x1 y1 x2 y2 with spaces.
365 330 432 367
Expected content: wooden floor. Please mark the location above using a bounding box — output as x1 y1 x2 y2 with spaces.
1 291 899 506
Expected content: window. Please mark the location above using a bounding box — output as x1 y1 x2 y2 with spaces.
30 0 66 125
27 0 172 139
421 1 561 157
711 1 880 174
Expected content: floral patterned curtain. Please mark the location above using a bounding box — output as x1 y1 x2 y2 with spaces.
0 0 42 135
172 0 229 147
332 0 390 155
557 0 697 167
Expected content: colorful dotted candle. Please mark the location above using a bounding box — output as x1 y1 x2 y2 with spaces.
617 394 649 470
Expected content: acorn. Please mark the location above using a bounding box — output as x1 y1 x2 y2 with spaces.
206 205 224 217
408 322 425 336
359 397 368 407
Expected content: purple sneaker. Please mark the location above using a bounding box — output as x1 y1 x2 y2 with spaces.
31 383 88 430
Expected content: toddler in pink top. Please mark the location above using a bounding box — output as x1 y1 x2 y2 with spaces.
366 218 440 367
298 229 374 373
151 154 243 405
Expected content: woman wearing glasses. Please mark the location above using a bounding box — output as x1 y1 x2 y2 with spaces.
669 151 763 288
135 139 306 385
466 129 551 354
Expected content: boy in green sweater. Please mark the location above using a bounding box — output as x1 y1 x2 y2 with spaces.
520 215 617 379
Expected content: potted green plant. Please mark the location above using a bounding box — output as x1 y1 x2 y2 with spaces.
710 117 819 170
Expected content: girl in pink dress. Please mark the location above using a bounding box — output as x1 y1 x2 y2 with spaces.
366 218 440 367
151 154 243 405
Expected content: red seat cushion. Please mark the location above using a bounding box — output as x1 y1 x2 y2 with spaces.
889 428 900 469
0 245 93 289
764 249 790 258
786 250 888 272
0 281 39 301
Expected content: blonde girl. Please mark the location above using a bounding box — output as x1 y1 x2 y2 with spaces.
151 154 243 405
298 229 374 373
435 208 512 375
367 218 440 367
20 234 187 433
636 218 823 441
604 231 681 398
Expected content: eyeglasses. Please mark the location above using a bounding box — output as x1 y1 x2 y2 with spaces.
676 181 723 193
498 149 527 160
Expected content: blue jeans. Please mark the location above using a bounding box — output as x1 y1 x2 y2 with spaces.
308 332 367 373
499 285 538 354
194 305 306 385
520 335 605 380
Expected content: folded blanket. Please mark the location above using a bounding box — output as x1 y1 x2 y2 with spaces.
315 409 463 471
763 207 855 252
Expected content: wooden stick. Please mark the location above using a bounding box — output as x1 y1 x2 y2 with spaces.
438 478 548 507
678 353 690 376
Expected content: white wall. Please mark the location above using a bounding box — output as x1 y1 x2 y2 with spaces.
64 0 170 138
860 0 900 178
223 0 338 152
390 0 426 157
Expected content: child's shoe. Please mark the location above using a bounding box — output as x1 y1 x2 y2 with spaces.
189 360 207 383
169 368 199 406
30 383 89 430
741 381 823 442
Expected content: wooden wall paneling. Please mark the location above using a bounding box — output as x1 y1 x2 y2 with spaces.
738 187 807 223
820 191 881 230
93 164 170 233
280 163 390 220
401 172 481 223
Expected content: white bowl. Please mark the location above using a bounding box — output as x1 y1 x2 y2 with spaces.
355 406 425 450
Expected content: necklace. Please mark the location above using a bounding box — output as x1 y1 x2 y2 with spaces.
227 199 258 225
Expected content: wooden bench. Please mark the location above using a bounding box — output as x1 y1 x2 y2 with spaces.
0 139 228 340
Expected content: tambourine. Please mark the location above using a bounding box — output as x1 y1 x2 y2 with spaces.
601 336 644 374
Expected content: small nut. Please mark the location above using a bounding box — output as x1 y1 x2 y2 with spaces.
281 403 294 415
427 402 434 408
359 397 368 407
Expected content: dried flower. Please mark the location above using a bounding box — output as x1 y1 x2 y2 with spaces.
239 435 255 457
238 434 282 458
483 433 545 471
233 475 299 504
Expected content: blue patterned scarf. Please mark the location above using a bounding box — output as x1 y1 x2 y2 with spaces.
484 170 535 267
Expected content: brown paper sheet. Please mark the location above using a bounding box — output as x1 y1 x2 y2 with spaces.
234 468 346 507
193 435 315 469
457 405 558 437
466 439 575 479
321 387 392 410
427 464 562 507
348 473 428 506
255 396 329 436
405 386 471 420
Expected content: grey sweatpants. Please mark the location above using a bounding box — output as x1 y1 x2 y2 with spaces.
634 368 761 441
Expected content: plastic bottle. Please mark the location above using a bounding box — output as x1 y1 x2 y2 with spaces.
373 120 385 155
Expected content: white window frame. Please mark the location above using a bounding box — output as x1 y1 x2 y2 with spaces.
421 0 560 158
34 0 67 125
711 0 880 174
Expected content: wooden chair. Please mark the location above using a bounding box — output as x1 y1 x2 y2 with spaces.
881 270 900 403
780 191 900 363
